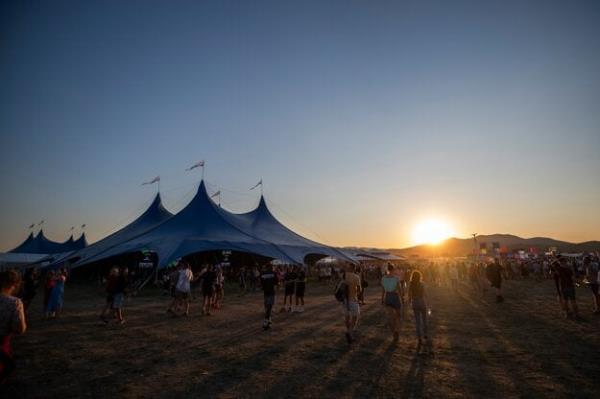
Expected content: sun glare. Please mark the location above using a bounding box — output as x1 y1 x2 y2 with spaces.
412 219 455 246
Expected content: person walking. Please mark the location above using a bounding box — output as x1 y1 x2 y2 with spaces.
556 257 580 319
252 266 260 292
260 264 277 330
583 256 600 314
294 266 307 313
238 266 247 295
100 267 119 322
0 271 27 384
112 266 128 324
486 259 504 303
45 268 67 319
380 264 402 341
20 267 38 313
340 264 361 344
176 262 194 316
201 265 217 316
358 266 368 305
43 271 55 316
167 263 183 315
282 265 297 312
408 270 428 344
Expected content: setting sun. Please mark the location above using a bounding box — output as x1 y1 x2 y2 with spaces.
411 219 455 246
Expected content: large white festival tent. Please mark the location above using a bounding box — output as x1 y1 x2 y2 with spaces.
14 180 354 270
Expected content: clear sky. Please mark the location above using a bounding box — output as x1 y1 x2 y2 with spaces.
1 0 599 251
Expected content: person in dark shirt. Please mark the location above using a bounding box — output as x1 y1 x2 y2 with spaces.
100 267 118 323
486 258 504 303
556 257 579 319
260 264 277 330
550 259 566 315
583 256 600 314
112 267 128 324
201 265 217 316
21 267 38 312
281 266 297 312
294 267 307 312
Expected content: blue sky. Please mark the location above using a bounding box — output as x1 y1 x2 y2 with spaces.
1 0 599 250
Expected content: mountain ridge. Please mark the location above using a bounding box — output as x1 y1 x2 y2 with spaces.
346 234 600 258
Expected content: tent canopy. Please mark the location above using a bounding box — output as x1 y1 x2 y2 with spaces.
8 230 85 254
70 181 354 268
51 193 172 266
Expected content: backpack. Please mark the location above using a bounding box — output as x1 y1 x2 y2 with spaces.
334 280 348 303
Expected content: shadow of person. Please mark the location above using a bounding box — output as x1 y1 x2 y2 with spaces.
349 339 399 399
401 343 429 399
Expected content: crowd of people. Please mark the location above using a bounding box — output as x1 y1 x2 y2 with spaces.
1 251 599 384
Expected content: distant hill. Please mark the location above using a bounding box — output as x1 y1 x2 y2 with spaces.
385 234 600 258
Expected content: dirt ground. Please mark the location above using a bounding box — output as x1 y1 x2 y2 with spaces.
2 278 600 399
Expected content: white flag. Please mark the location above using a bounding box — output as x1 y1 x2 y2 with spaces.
141 176 160 185
250 179 262 190
186 160 205 171
211 190 221 198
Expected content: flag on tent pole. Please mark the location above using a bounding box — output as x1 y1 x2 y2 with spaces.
186 160 204 171
250 179 262 190
81 224 86 229
28 224 35 229
141 176 160 185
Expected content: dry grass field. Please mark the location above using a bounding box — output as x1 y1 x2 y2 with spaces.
2 278 600 398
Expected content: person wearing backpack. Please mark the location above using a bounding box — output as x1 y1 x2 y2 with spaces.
337 264 361 344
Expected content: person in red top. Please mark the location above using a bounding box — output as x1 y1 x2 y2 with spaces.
100 267 119 323
43 270 55 314
0 270 27 384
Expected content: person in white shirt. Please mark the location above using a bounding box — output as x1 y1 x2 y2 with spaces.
175 262 194 316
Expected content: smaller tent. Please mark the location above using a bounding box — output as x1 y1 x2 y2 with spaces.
8 230 81 254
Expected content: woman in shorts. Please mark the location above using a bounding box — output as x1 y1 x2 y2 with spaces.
380 264 402 341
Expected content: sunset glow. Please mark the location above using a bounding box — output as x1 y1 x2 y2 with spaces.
411 219 455 246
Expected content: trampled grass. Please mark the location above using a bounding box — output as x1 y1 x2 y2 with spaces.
3 278 600 398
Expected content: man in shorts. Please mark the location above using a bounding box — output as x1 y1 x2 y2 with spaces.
176 262 194 316
100 267 118 322
112 266 128 324
342 264 362 344
260 264 277 330
282 265 297 312
201 264 216 316
294 266 306 313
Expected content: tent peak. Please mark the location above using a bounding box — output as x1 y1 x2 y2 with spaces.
257 195 268 210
